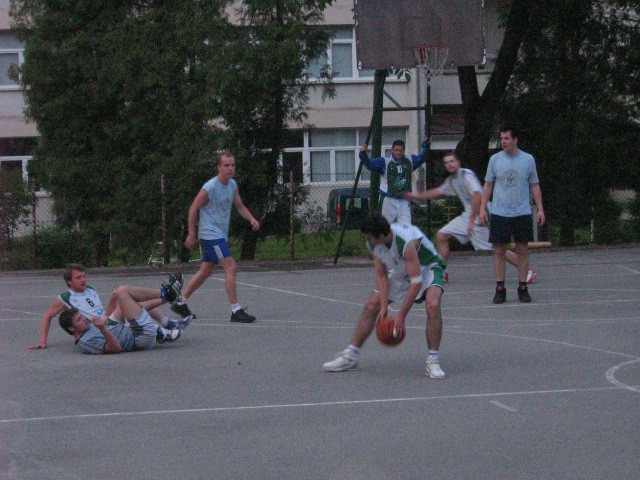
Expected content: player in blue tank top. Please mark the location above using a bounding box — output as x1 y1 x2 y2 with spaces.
173 151 260 323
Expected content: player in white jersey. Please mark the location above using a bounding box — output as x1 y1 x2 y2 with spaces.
405 151 536 284
27 263 189 350
323 213 447 378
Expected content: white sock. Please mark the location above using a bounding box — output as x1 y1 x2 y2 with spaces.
428 350 439 360
346 344 360 356
231 303 242 313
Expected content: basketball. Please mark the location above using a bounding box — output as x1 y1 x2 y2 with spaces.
375 316 405 346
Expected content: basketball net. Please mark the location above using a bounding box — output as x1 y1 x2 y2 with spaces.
414 45 450 84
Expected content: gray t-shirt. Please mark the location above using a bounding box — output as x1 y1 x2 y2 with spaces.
485 150 539 217
198 177 237 240
76 324 135 355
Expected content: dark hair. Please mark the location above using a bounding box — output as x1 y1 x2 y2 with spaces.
391 140 405 149
443 150 459 161
63 263 85 285
59 308 78 335
499 126 519 139
361 213 392 238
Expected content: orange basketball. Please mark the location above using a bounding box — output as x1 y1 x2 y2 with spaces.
375 316 405 346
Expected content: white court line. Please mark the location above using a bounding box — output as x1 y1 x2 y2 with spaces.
489 401 518 412
606 359 640 393
618 265 640 274
0 384 631 425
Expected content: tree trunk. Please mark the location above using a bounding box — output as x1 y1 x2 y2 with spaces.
456 0 535 174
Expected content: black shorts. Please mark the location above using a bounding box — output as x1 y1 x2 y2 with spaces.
489 214 534 245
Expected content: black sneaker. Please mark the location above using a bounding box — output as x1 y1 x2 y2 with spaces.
171 300 196 319
518 286 532 303
493 285 506 304
230 308 256 323
162 272 184 303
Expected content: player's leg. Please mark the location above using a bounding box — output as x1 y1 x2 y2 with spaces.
512 214 534 302
419 264 446 378
323 291 381 372
488 214 511 303
436 230 454 264
182 262 214 299
396 199 412 224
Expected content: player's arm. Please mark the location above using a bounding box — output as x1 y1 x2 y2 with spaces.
185 189 209 250
28 297 67 350
92 316 123 354
410 139 430 170
468 192 482 236
359 145 385 174
479 181 494 225
233 190 260 231
373 257 389 320
404 187 443 202
390 240 422 332
530 183 546 226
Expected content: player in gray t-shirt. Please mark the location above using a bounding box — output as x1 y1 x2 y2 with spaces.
479 127 546 304
59 283 188 355
406 152 536 284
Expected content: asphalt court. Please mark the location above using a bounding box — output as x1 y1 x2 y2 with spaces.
1 246 639 479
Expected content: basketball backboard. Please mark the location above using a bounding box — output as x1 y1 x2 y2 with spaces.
355 0 485 70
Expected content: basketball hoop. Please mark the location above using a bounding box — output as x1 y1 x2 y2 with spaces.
414 45 450 84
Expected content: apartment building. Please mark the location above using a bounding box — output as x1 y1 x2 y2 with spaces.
0 0 504 233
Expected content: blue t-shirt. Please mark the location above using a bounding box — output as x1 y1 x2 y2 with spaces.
485 150 539 217
76 324 135 355
198 177 237 240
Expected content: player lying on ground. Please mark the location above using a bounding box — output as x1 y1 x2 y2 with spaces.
323 213 447 378
28 264 190 349
59 283 191 354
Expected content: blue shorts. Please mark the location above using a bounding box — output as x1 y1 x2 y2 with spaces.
200 239 232 264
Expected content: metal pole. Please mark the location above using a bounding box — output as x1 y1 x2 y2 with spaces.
31 180 37 268
289 170 294 260
161 174 169 264
425 82 432 237
333 69 386 265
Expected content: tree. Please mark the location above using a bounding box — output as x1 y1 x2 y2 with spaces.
501 0 640 244
0 169 31 245
456 0 537 176
213 0 333 259
12 0 333 263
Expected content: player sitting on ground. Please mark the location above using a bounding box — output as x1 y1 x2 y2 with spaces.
59 283 189 354
405 151 536 284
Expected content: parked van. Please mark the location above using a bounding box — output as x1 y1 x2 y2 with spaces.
327 187 371 230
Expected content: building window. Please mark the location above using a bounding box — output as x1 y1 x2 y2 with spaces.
281 128 407 185
0 33 25 89
308 26 374 80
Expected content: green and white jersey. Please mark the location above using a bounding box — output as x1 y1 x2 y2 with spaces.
382 157 413 197
59 285 105 320
367 223 445 280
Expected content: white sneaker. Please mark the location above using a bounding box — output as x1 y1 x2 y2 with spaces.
425 357 445 379
526 269 537 284
323 350 358 372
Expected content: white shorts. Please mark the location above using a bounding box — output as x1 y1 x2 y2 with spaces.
381 196 411 225
439 214 493 250
384 263 445 304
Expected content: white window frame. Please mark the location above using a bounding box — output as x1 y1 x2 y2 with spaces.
281 129 406 186
308 26 374 81
0 49 24 91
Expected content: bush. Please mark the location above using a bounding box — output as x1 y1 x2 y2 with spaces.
592 196 624 244
34 227 94 269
